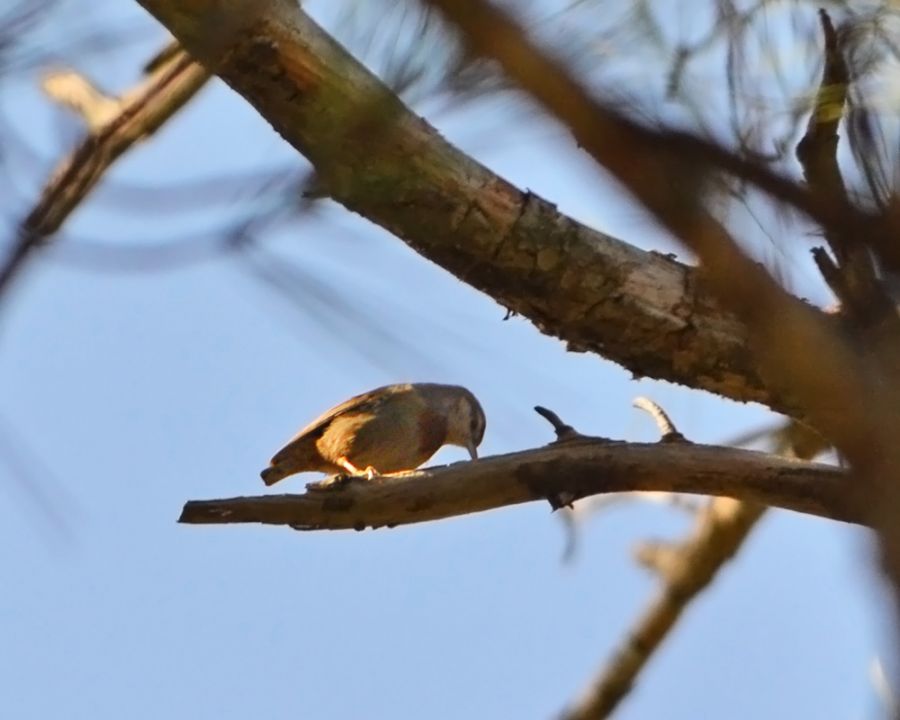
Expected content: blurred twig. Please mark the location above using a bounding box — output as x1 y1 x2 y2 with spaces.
560 408 826 718
796 10 886 320
0 45 209 302
562 498 765 720
0 412 75 540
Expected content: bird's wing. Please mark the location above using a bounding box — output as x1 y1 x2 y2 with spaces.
284 383 412 445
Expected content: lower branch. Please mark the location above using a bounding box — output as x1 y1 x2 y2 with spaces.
562 498 764 720
179 439 855 530
560 419 828 718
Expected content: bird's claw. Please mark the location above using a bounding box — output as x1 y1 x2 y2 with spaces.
305 473 354 492
305 469 382 492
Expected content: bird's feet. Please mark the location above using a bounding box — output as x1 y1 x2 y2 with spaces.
306 473 353 492
305 463 381 492
337 457 380 480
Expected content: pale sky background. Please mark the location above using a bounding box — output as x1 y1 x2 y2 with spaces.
0 2 887 718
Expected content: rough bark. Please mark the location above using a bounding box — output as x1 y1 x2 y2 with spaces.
133 0 789 413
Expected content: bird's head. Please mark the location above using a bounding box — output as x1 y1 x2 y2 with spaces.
439 385 486 460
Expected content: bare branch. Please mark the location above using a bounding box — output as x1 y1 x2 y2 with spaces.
558 410 829 717
41 70 123 131
796 10 886 318
796 10 850 214
633 396 685 442
533 405 580 440
179 440 854 530
562 498 765 720
419 0 886 480
134 0 809 416
0 48 209 299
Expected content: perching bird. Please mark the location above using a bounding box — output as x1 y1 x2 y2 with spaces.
260 383 486 485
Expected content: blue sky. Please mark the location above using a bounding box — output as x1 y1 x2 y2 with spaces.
0 2 887 718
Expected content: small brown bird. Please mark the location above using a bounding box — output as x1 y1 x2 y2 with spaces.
260 383 486 485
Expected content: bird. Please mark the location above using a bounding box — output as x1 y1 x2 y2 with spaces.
260 383 486 486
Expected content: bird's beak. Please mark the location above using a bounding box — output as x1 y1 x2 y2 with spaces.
467 441 478 461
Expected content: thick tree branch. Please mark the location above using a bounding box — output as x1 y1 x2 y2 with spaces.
179 439 854 530
422 0 884 497
425 0 900 643
133 0 804 414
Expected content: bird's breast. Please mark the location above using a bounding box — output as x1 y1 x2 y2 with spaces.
416 408 447 459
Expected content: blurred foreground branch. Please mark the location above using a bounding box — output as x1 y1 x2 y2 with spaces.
560 417 825 719
0 46 209 298
408 10 888 715
424 0 900 557
562 498 764 720
796 10 885 320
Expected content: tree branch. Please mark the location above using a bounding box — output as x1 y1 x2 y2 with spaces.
425 0 900 643
133 0 803 415
0 48 209 299
420 0 884 488
796 9 887 319
179 438 854 530
796 10 850 228
41 70 124 131
560 415 826 718
412 6 900 708
562 498 764 720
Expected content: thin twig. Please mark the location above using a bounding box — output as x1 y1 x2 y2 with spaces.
632 539 682 579
633 396 686 443
0 47 209 302
558 492 702 564
562 498 765 719
796 10 887 318
41 70 122 131
534 405 581 440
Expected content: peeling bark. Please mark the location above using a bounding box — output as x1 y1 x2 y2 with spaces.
134 0 788 413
